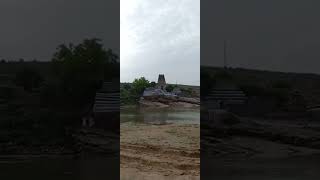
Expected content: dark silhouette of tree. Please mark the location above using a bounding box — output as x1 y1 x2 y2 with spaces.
131 77 150 96
123 84 131 90
51 38 118 107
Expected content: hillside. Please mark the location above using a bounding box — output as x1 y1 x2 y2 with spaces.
201 66 320 106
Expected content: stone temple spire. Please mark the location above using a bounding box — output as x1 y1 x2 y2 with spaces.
157 74 166 90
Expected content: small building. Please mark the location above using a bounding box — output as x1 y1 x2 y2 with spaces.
143 87 166 96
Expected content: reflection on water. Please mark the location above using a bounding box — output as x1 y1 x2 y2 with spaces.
120 107 200 125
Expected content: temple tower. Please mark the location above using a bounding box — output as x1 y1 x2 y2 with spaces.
157 74 166 90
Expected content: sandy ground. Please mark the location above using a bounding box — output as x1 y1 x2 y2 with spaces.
120 122 200 180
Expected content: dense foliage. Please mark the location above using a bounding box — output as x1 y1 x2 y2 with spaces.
0 38 119 144
49 38 118 108
121 77 150 105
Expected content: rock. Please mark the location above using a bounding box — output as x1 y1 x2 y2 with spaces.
139 95 199 108
177 97 200 105
170 102 200 108
139 99 169 108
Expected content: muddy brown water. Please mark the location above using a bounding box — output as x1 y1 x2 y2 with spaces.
120 107 200 125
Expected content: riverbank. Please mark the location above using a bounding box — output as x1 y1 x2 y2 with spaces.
202 113 320 160
120 122 200 180
0 128 119 156
201 114 320 179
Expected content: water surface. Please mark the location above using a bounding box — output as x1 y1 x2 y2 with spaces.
120 107 200 125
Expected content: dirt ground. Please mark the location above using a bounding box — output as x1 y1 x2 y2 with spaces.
120 122 200 180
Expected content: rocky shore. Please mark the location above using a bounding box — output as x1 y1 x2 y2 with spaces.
0 128 118 156
202 110 320 159
139 95 200 108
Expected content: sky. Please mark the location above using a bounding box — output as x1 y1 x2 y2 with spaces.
202 0 320 75
0 0 119 61
3 0 319 82
120 0 200 85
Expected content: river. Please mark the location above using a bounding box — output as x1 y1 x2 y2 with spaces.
0 107 200 179
4 108 319 179
120 107 200 125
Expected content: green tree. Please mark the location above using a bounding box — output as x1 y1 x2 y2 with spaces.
51 38 118 107
120 77 150 104
150 81 156 87
122 84 131 90
131 77 150 96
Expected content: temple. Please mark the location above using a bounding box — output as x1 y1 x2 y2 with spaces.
157 74 166 90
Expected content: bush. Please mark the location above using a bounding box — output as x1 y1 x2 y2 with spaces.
51 38 118 108
150 81 156 87
165 84 176 92
120 77 151 104
131 77 150 97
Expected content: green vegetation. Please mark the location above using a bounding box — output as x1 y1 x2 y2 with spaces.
165 84 177 92
121 77 151 105
0 38 119 148
49 38 118 108
120 77 199 105
201 66 313 110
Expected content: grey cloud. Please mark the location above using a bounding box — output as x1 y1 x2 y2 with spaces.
202 0 320 74
121 0 199 85
0 0 119 61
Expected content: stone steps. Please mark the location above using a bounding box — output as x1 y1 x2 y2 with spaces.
93 82 119 113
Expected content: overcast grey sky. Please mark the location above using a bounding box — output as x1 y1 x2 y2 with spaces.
0 0 119 61
120 0 200 85
202 0 320 75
